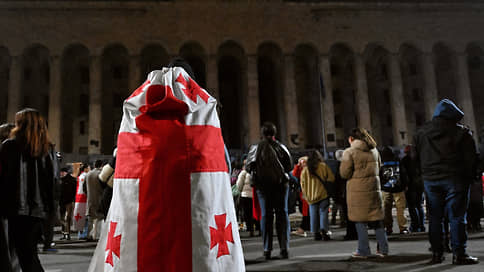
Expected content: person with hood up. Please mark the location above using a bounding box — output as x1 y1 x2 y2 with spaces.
414 99 479 265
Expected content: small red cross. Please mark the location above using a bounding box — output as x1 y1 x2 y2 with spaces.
74 213 82 222
209 213 234 258
105 221 122 267
176 73 209 103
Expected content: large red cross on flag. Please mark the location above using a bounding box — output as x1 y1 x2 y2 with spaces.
88 67 245 271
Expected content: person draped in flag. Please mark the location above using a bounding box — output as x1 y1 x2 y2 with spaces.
88 59 245 271
73 163 90 239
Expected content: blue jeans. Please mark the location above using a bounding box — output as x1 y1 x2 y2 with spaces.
355 222 388 256
309 198 330 233
424 179 470 255
256 185 290 252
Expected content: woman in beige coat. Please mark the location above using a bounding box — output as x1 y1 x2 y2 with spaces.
340 128 388 258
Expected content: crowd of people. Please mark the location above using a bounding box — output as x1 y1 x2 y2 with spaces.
231 99 482 265
0 97 482 270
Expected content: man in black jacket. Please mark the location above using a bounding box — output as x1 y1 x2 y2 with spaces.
250 122 293 260
414 99 478 265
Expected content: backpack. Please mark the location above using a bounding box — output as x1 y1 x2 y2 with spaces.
254 140 287 186
381 161 402 191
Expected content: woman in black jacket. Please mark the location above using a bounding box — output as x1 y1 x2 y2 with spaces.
0 108 55 271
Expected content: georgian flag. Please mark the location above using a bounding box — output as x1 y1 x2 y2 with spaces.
88 67 245 271
72 171 87 231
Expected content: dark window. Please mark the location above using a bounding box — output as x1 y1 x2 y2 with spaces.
330 64 339 76
80 94 89 115
335 114 343 128
112 65 125 79
412 88 420 101
387 114 392 126
384 89 390 104
469 56 481 70
333 89 342 104
80 66 90 84
415 113 424 127
326 133 335 142
80 121 85 135
409 63 418 75
113 93 122 107
24 67 31 80
381 64 388 80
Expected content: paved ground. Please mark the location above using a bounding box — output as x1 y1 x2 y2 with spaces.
40 223 484 272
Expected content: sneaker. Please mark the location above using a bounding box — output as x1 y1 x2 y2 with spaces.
314 232 322 241
400 228 409 235
322 230 331 241
351 252 368 259
452 254 479 265
291 228 307 237
375 251 388 258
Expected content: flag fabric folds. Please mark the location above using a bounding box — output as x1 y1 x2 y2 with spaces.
89 67 245 272
72 171 87 231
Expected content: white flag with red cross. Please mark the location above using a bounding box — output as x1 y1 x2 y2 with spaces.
88 67 245 271
72 171 87 231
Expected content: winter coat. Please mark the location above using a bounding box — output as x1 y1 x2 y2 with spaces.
251 138 293 191
236 170 252 198
86 168 103 218
340 139 384 222
60 174 77 205
0 138 55 218
300 162 335 205
414 99 477 182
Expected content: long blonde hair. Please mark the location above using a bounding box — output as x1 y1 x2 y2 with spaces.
350 128 377 149
10 108 51 157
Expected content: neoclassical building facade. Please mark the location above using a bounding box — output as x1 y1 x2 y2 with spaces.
1 0 484 155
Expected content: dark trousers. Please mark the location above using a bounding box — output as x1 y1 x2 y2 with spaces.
424 179 469 256
9 216 44 272
406 190 425 232
240 197 255 232
256 185 290 252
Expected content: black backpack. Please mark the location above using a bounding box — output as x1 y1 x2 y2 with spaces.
254 140 287 186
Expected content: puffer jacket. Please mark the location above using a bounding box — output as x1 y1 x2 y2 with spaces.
236 169 253 198
0 138 54 218
340 139 383 222
300 162 335 204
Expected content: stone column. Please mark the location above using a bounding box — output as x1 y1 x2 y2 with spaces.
206 55 219 99
354 54 371 130
283 54 298 147
247 55 260 143
422 53 439 121
129 55 141 92
320 55 337 148
88 56 102 154
48 55 62 150
7 56 22 122
456 52 478 136
388 54 408 146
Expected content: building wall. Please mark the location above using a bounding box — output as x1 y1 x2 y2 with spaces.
1 0 483 154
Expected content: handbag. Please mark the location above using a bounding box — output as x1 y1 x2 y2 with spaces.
313 173 336 198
